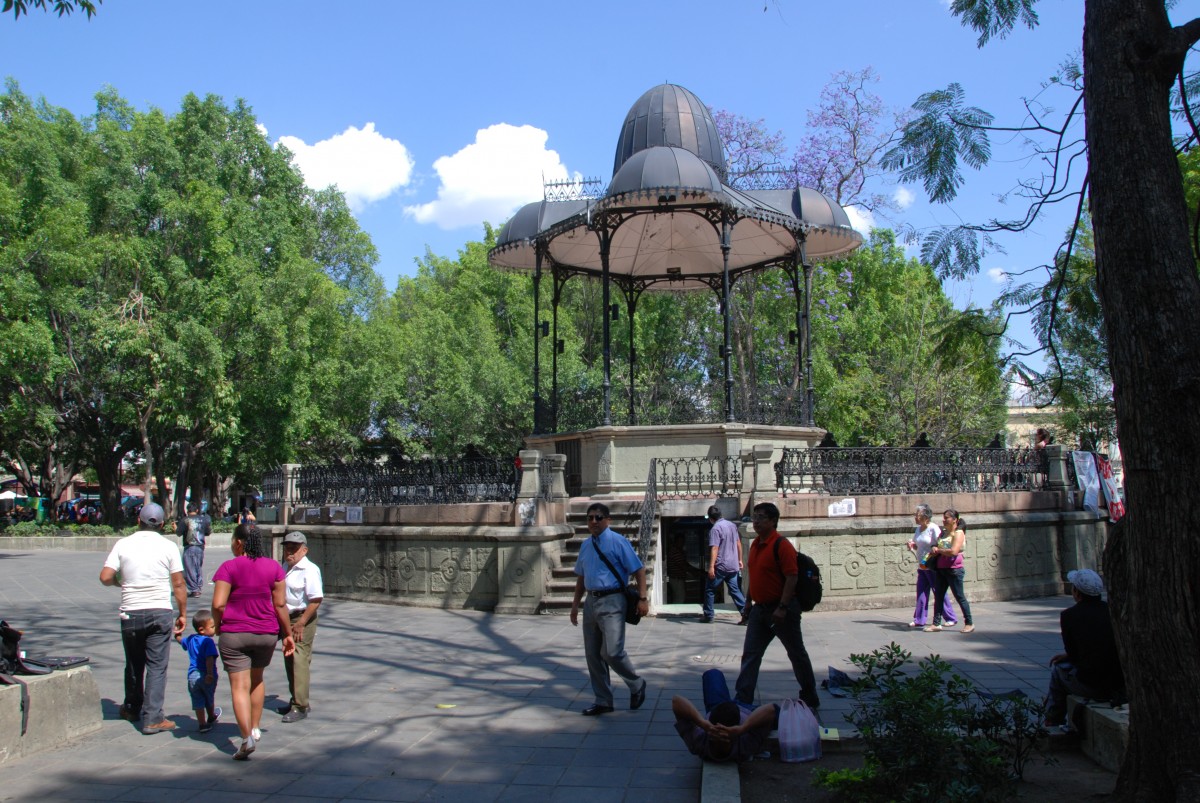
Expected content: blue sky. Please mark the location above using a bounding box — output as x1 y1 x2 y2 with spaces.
2 0 1145 361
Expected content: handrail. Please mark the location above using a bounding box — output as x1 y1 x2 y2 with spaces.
655 456 741 500
636 458 658 564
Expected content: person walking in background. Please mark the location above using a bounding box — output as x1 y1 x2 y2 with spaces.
735 502 820 712
569 502 649 716
98 503 186 734
177 610 222 732
278 532 323 723
702 506 747 624
906 503 956 628
926 509 975 633
180 502 211 598
1043 569 1124 728
211 523 294 759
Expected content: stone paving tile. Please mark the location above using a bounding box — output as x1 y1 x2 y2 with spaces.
1 548 1077 802
343 777 436 801
110 786 205 802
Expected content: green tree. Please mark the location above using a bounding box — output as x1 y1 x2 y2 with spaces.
882 2 1200 797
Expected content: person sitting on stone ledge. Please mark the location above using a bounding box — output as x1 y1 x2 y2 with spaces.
1044 568 1125 728
672 668 777 762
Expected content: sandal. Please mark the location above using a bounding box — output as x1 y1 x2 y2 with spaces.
923 624 942 632
233 736 256 761
962 624 976 634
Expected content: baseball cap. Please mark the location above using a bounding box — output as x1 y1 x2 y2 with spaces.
283 532 307 545
1067 568 1104 597
139 503 165 527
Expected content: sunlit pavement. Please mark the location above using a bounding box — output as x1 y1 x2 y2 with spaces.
0 549 1067 802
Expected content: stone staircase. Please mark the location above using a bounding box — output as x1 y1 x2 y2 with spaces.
539 499 658 614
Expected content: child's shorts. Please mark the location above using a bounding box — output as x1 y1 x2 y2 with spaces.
188 670 217 711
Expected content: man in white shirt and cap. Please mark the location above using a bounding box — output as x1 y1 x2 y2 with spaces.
99 502 186 734
278 531 323 722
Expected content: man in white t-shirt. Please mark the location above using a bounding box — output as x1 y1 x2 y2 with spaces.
278 531 323 722
99 503 186 734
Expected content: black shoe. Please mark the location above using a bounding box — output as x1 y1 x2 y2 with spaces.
119 706 140 722
276 705 294 716
630 681 647 711
582 704 614 716
282 708 308 723
699 616 714 623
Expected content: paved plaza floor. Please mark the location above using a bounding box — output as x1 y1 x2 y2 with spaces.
0 548 1070 802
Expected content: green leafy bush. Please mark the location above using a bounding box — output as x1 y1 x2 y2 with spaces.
814 642 1047 802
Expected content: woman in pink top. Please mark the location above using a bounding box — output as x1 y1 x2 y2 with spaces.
212 523 294 759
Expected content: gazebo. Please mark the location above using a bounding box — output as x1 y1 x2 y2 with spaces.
488 84 863 495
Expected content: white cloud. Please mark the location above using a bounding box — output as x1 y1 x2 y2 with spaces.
844 204 876 235
405 124 575 230
277 123 414 211
987 267 1009 283
893 186 915 209
257 123 268 138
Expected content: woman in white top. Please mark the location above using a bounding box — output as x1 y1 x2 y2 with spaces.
905 504 957 628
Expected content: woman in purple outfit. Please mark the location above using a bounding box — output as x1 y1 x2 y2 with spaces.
212 523 294 760
906 504 957 628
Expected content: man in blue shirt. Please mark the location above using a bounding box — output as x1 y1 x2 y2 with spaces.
570 502 649 715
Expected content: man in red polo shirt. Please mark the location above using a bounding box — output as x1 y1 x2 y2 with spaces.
734 502 819 712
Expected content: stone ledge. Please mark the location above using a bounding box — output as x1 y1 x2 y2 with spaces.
0 666 102 764
1067 695 1128 772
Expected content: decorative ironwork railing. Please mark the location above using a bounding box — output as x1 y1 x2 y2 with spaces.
656 456 742 500
260 466 285 506
538 457 554 502
636 458 658 564
295 458 518 507
775 447 1048 497
553 384 805 430
727 168 796 191
544 177 606 202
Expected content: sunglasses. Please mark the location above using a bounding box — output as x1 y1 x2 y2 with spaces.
587 515 608 522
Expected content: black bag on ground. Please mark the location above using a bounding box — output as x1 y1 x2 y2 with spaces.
773 539 823 612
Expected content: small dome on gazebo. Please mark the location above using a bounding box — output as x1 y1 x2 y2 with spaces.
606 146 725 205
612 84 726 180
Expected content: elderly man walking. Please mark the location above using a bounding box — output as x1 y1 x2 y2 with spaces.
278 532 323 723
702 505 746 623
570 502 649 716
99 503 187 733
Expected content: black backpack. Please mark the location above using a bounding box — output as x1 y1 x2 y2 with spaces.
773 538 823 612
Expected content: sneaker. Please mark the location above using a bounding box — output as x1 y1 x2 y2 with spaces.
943 620 957 628
251 727 261 741
923 624 942 632
142 719 176 734
908 621 921 628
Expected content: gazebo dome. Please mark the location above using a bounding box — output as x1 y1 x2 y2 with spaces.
612 84 727 180
606 146 725 202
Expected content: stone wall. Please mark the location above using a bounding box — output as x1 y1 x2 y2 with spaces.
771 509 1106 612
271 524 573 614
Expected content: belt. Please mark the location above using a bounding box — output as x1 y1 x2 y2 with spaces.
589 588 623 598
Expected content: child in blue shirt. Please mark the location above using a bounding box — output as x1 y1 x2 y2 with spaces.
177 609 221 732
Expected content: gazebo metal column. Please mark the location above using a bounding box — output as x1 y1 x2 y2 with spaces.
598 226 613 427
532 248 543 434
551 264 570 433
617 280 647 426
801 242 815 426
720 218 734 423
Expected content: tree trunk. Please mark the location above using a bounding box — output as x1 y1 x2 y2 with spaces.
93 446 126 528
1085 2 1200 799
174 440 195 519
